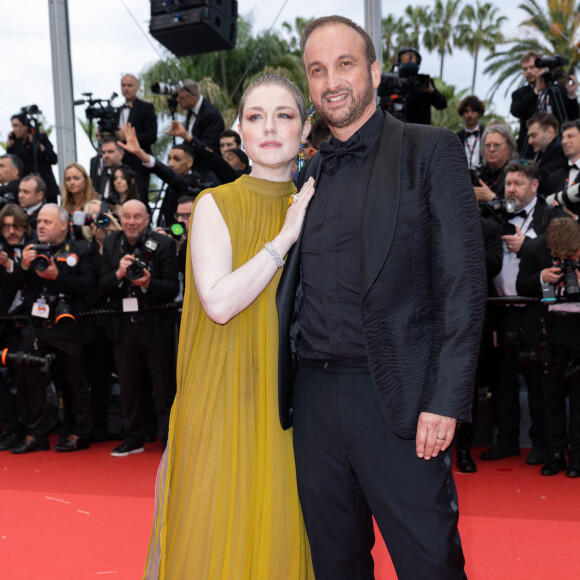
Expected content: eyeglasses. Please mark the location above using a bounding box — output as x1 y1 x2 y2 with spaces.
1 223 24 230
175 212 191 221
484 142 507 150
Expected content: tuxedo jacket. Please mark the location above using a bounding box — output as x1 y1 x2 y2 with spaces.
537 137 567 194
185 98 225 154
119 98 158 175
276 112 488 438
516 234 552 297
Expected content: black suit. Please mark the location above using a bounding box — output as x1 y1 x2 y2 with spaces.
511 83 579 157
7 133 59 203
277 113 486 578
151 160 201 227
118 98 158 203
0 179 20 198
535 136 568 194
100 230 179 446
185 98 225 180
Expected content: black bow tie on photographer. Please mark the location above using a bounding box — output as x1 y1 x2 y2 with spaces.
513 209 527 219
465 130 478 136
319 134 367 174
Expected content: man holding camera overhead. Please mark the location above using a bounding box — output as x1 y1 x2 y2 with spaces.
100 199 178 457
5 204 96 454
511 51 578 158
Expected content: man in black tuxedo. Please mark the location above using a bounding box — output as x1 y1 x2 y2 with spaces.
526 112 567 193
167 79 225 182
100 200 179 456
511 51 578 158
456 95 486 169
17 175 45 230
544 120 580 209
276 15 486 579
0 154 22 199
116 74 158 203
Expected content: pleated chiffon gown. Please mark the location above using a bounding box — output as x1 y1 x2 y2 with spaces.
143 175 314 580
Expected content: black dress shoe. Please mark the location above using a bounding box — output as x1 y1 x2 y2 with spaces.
456 448 477 473
480 443 520 460
566 458 580 478
10 435 50 454
0 432 21 452
526 445 549 465
110 441 145 457
541 452 566 476
53 434 90 452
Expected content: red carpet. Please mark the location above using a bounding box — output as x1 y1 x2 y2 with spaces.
2 441 579 579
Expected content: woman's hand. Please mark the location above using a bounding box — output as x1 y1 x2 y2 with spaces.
276 177 316 248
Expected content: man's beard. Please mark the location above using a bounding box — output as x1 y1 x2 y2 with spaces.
315 76 375 130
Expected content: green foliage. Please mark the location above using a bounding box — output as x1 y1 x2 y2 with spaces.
484 0 580 99
423 0 462 79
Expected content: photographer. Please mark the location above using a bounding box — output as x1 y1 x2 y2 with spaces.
5 204 96 453
516 218 580 477
456 95 486 169
480 160 566 464
0 154 22 198
6 113 59 203
511 51 579 158
0 204 32 451
115 74 158 203
164 79 224 181
392 47 447 125
100 200 178 457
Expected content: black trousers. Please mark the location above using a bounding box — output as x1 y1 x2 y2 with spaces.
292 361 466 580
113 319 176 447
21 321 91 439
493 307 545 446
542 314 580 458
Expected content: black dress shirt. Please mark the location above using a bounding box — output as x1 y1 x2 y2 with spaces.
298 108 384 362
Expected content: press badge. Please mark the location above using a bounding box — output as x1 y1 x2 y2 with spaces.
32 299 50 319
122 297 139 312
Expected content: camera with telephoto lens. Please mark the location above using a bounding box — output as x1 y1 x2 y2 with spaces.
479 198 518 235
1 347 54 373
31 244 79 272
535 54 570 85
71 210 111 230
554 259 580 300
545 183 580 213
126 238 159 281
469 166 483 187
151 82 181 96
74 92 120 137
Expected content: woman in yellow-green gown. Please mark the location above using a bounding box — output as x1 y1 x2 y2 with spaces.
143 74 315 579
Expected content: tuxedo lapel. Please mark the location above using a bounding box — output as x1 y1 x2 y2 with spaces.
360 114 403 300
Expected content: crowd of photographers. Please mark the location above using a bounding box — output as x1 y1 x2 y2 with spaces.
0 73 253 458
2 50 580 479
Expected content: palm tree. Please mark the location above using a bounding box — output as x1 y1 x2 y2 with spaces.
398 5 429 50
454 1 506 93
381 14 404 67
423 0 462 80
484 0 580 99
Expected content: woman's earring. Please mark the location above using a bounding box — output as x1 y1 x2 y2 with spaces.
297 141 305 173
297 104 315 173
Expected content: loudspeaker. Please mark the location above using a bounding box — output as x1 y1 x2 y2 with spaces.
151 0 237 18
149 1 237 56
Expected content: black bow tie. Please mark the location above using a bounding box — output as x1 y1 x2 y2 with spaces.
465 130 478 136
319 134 367 173
513 210 527 219
569 163 579 170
